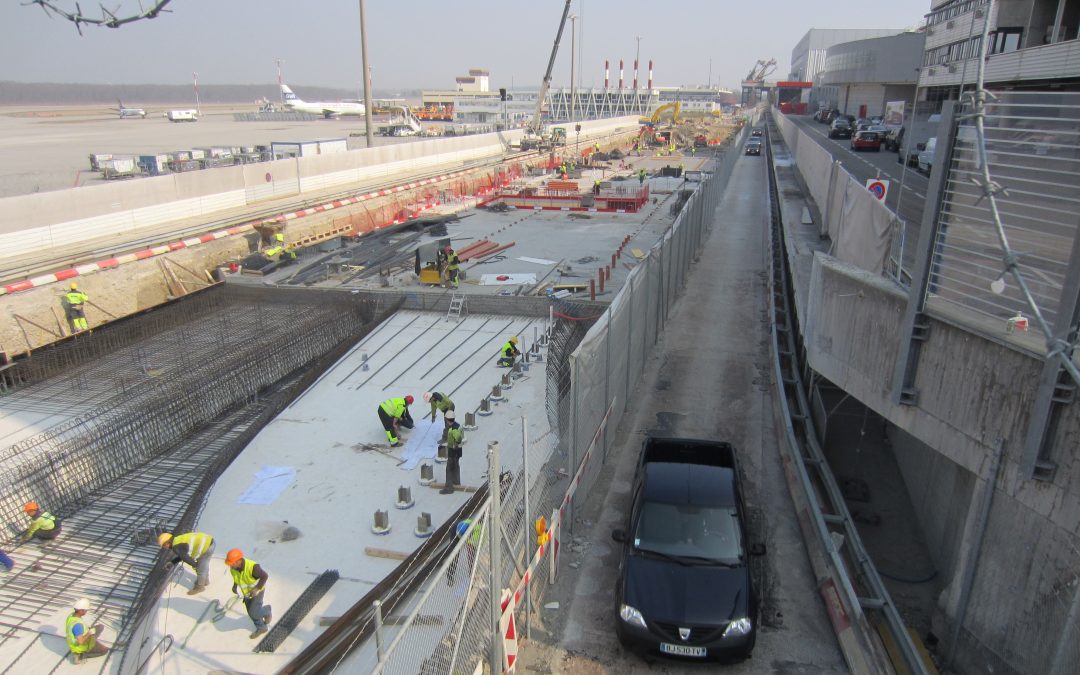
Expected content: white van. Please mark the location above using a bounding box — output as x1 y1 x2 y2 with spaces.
917 137 937 174
165 110 198 122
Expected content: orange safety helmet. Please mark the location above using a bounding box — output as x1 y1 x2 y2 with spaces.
225 548 244 566
23 501 39 514
404 395 414 405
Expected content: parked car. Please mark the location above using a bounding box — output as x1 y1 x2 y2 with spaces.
828 118 852 139
899 112 943 166
850 130 883 152
870 115 884 126
884 126 904 151
745 138 762 156
821 109 839 124
852 118 870 132
613 437 763 662
918 136 937 174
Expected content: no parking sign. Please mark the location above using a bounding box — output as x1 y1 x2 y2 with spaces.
865 178 889 201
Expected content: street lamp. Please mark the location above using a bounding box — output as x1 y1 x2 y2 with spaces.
569 15 577 123
192 72 200 116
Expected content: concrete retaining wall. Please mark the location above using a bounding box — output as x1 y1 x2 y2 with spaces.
802 252 1080 673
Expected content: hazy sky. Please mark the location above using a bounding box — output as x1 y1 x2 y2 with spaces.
3 0 930 92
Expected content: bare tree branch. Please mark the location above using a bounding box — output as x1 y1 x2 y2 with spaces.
25 0 173 35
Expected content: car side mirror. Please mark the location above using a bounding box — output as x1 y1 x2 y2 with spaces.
612 529 627 543
916 143 926 151
749 543 766 556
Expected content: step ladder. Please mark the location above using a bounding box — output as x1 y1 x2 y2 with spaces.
446 293 467 322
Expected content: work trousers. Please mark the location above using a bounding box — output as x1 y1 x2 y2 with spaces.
68 307 88 331
445 453 461 489
244 591 271 630
33 523 62 540
192 540 215 588
377 407 399 443
448 268 459 287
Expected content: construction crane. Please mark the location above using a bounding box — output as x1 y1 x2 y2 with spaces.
520 0 573 151
742 58 777 106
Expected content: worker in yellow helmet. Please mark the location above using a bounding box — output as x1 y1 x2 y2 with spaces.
497 336 521 367
64 282 90 332
158 531 215 595
225 548 272 639
21 501 62 542
66 597 110 664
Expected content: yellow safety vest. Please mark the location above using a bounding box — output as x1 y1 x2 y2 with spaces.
502 342 517 357
446 253 459 271
66 614 92 654
65 291 88 307
27 512 57 537
230 558 261 595
172 532 213 559
380 397 407 418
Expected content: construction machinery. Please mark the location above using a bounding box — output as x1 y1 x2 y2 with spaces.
638 101 681 146
741 58 776 106
520 0 573 151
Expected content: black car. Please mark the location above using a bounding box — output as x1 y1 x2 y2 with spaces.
613 437 762 662
828 118 852 139
744 138 762 156
750 128 763 137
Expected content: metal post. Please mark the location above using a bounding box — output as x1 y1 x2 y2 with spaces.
522 415 532 639
487 441 503 674
625 275 633 411
603 314 611 463
568 356 577 537
358 0 375 148
373 598 385 662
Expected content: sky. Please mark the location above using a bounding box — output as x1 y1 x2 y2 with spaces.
2 0 931 93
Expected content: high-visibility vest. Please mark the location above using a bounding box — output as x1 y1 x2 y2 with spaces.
380 397 407 419
431 394 455 413
502 342 517 357
172 532 213 559
446 253 459 271
66 614 91 654
27 512 57 537
230 558 261 596
65 291 88 307
457 519 483 546
447 424 465 449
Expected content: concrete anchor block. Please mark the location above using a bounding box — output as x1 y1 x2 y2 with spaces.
463 411 478 430
435 444 448 464
361 352 370 371
501 373 512 390
395 486 414 510
511 363 523 379
418 463 435 486
490 385 504 402
415 512 433 538
372 510 391 535
477 398 493 416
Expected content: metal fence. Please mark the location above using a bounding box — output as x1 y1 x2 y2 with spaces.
925 90 1080 341
341 130 746 674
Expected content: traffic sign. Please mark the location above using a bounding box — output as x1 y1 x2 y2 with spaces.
865 178 889 201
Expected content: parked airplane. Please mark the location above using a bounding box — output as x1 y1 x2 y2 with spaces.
112 100 147 118
280 84 365 118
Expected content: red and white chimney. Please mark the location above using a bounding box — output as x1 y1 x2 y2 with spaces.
604 60 609 90
633 59 639 90
619 60 624 89
648 60 653 90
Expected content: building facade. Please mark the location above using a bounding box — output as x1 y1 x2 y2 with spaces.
815 32 927 116
790 28 910 83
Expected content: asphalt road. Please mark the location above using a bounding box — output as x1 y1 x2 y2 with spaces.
517 147 846 673
787 115 931 278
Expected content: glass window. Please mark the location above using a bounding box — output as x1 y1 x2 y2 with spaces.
633 501 743 563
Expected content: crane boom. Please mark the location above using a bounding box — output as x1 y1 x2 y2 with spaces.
529 0 573 134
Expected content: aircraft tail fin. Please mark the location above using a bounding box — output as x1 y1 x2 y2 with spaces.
280 84 301 104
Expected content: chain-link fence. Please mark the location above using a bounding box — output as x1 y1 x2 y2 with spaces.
337 131 746 674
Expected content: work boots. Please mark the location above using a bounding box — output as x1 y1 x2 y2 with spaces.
187 585 206 596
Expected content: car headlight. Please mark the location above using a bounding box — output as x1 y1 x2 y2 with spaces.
619 604 648 630
723 617 752 637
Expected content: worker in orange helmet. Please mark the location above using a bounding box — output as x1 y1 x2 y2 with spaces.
225 548 272 639
22 501 62 542
378 395 415 448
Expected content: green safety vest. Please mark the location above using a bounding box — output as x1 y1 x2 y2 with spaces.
431 394 455 414
66 614 92 654
447 424 465 448
380 397 407 418
459 519 483 546
502 341 518 357
27 512 56 537
65 291 88 307
172 532 213 559
230 558 261 595
446 253 459 271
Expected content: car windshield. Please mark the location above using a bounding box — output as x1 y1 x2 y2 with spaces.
633 501 743 563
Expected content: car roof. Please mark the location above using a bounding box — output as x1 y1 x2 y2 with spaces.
642 462 736 506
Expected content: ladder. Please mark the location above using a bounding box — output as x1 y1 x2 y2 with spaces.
446 293 467 322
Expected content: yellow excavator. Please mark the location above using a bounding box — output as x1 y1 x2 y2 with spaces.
638 101 681 146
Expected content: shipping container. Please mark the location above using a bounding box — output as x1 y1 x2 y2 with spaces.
139 154 170 176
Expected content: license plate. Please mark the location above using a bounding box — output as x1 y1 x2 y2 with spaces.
660 643 706 657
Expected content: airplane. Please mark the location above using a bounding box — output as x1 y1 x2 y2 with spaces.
280 84 365 118
112 99 147 119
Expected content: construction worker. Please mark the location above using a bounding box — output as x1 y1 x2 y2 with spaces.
439 410 465 494
22 501 61 542
158 531 215 595
593 179 601 195
638 168 647 186
447 518 483 586
423 391 455 440
497 336 521 367
594 142 601 154
64 282 90 332
66 597 110 664
225 548 272 639
443 246 460 288
378 395 415 447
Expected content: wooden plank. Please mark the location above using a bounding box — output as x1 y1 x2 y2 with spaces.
363 546 410 561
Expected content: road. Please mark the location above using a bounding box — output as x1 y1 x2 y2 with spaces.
517 147 847 673
787 115 930 278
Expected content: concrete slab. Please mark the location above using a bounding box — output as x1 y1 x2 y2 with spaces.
129 309 552 672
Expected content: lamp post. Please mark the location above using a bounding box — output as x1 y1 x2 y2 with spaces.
192 72 200 116
359 0 375 147
569 14 577 123
276 58 284 106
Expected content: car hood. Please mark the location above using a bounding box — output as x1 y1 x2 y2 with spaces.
621 553 749 625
